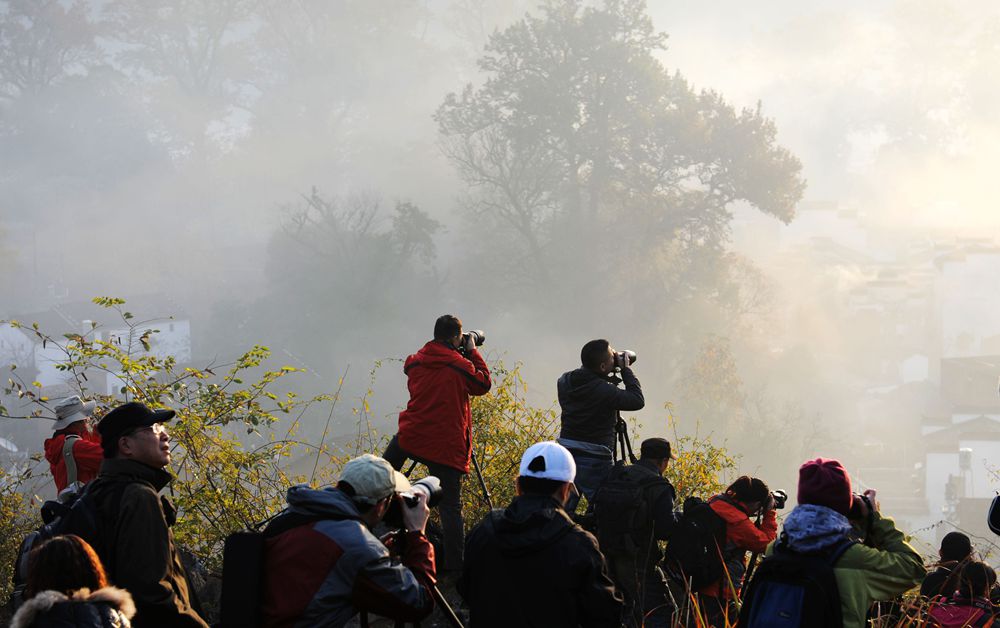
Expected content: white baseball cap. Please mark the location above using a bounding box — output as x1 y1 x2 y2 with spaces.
518 441 576 483
339 454 411 504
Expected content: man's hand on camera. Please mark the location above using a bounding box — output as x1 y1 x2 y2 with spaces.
401 491 430 535
763 493 776 513
463 333 476 355
863 489 879 514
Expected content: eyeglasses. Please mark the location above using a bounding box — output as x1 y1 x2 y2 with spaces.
124 423 169 438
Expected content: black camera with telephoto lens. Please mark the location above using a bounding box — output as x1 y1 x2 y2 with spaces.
458 330 486 356
613 350 637 370
771 489 788 509
383 476 443 528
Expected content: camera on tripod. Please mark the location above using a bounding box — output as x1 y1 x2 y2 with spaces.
384 476 444 528
613 350 636 370
459 330 486 356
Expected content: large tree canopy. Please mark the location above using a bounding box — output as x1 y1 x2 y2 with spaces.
437 0 805 319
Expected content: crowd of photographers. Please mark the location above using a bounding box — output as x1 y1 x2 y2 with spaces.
10 314 1000 627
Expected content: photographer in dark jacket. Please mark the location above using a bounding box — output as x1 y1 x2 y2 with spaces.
459 441 623 628
593 438 680 627
558 339 644 512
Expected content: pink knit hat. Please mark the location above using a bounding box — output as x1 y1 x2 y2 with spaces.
797 458 853 516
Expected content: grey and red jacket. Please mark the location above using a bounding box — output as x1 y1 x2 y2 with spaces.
397 340 491 472
260 485 436 628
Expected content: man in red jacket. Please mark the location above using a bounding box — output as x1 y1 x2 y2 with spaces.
44 395 103 499
384 314 492 578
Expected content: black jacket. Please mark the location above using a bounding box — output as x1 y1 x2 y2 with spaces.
460 495 623 628
921 562 958 598
558 367 644 449
88 459 208 628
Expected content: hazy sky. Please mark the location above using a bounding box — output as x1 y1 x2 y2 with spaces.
651 0 1000 231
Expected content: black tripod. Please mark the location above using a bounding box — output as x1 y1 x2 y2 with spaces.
614 411 638 464
359 530 466 628
403 449 493 510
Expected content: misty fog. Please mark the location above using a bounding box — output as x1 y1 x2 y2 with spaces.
3 0 1000 553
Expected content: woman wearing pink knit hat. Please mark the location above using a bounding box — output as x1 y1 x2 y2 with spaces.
740 457 925 628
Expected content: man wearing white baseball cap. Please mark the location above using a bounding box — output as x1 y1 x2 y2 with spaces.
460 441 622 627
260 454 437 627
43 395 103 499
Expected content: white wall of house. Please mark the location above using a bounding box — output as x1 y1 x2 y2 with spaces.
925 452 959 518
958 439 1000 498
925 440 1000 519
0 324 35 371
939 251 1000 357
102 319 192 363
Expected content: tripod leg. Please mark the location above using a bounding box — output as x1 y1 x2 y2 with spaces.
431 584 466 628
470 450 493 510
403 459 419 477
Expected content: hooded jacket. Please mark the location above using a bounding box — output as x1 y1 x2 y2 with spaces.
44 425 103 493
260 485 436 628
460 494 623 628
11 587 135 628
558 367 643 450
87 459 207 628
397 340 491 472
699 495 778 599
770 504 926 628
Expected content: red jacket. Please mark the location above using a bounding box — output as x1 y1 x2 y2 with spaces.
43 424 104 492
700 496 778 599
397 341 491 472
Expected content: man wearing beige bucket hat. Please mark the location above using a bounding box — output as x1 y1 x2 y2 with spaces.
43 395 103 498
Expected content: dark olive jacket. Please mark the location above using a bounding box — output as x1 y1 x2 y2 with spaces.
88 458 208 628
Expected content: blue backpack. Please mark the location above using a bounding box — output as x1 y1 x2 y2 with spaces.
737 536 854 628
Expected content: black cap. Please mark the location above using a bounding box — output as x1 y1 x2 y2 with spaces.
98 402 175 458
640 437 674 460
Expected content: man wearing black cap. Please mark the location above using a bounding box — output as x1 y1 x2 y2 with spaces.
592 437 680 628
88 401 208 628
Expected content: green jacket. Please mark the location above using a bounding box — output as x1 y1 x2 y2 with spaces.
766 511 925 628
90 458 209 628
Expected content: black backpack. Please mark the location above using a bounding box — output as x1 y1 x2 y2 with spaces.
592 465 667 558
662 496 727 590
737 536 855 628
10 480 123 609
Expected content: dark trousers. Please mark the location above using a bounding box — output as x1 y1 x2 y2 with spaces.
383 435 465 575
699 595 738 628
608 556 674 628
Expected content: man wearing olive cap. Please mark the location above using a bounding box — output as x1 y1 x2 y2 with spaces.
260 453 437 627
87 401 209 628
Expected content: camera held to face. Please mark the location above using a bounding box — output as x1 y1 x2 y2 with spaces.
613 350 637 370
771 489 788 510
459 330 486 356
384 476 444 528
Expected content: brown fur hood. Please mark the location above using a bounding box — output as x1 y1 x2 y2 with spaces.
11 587 136 628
